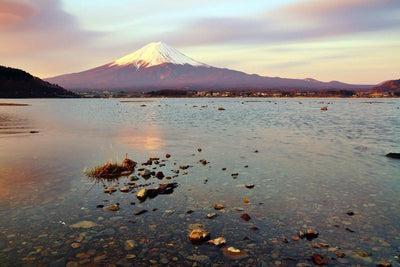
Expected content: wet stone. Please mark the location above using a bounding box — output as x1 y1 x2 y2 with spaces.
188 229 210 244
206 213 218 219
105 204 120 211
240 213 251 221
207 237 226 247
214 204 225 210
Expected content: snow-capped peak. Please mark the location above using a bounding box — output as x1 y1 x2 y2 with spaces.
110 41 207 68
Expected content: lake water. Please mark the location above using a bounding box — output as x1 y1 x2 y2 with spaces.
0 98 399 266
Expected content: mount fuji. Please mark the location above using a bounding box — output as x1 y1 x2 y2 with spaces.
45 42 370 91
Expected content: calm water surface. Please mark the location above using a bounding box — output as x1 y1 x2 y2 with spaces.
0 98 399 266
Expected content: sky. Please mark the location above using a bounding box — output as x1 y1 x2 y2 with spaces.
0 0 399 84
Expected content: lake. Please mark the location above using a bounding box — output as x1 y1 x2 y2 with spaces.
0 98 399 266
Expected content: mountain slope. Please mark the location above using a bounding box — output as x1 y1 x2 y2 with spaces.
46 42 371 91
0 66 77 98
371 79 400 92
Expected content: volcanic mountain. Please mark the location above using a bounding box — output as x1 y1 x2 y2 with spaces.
45 42 371 91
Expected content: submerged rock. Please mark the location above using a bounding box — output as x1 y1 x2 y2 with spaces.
124 240 137 251
70 221 99 229
188 229 210 244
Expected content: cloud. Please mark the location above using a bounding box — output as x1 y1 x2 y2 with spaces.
0 0 101 54
157 0 400 46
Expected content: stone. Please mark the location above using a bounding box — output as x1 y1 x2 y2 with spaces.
188 229 210 244
218 107 225 110
214 204 225 210
197 148 202 152
106 204 120 211
129 175 139 181
136 188 147 200
141 169 151 177
240 213 251 221
321 106 328 111
134 209 148 216
155 171 164 179
124 240 137 251
96 228 116 238
206 213 218 219
186 255 210 264
352 250 371 257
71 243 80 249
120 187 130 192
312 253 327 265
165 154 171 158
207 237 226 247
245 184 255 189
386 153 400 159
93 254 106 263
104 186 117 193
305 229 319 240
222 246 248 260
243 198 249 203
336 252 345 258
70 221 99 229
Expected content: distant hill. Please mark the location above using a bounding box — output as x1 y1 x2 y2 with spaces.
0 66 77 98
371 79 400 93
46 41 371 91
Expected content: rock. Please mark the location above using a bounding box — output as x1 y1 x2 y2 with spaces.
234 207 244 211
245 184 255 189
134 209 148 216
136 188 147 200
352 250 371 257
243 198 249 203
218 107 225 110
124 240 137 251
70 221 99 229
96 228 116 238
207 237 226 247
231 173 239 178
298 231 305 239
104 186 117 193
106 204 120 211
93 254 106 263
321 106 328 111
199 159 208 165
165 154 171 158
222 246 248 260
120 187 130 192
141 169 151 177
214 204 225 210
376 262 391 267
305 229 319 240
186 209 194 214
155 171 164 179
188 229 210 244
129 175 139 181
336 252 345 258
312 253 327 265
71 243 80 249
197 148 202 152
146 188 159 198
240 213 251 221
206 213 218 219
386 153 400 159
96 204 104 208
346 211 355 216
0 234 7 250
186 255 210 264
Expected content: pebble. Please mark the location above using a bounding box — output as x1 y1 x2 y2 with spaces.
136 188 147 200
124 240 136 251
207 237 226 247
240 213 251 221
188 229 210 244
105 204 120 211
206 213 218 219
214 204 225 210
245 184 255 189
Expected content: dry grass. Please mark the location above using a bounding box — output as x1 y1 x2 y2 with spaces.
84 157 136 179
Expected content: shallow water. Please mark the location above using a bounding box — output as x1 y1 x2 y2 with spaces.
0 98 399 266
